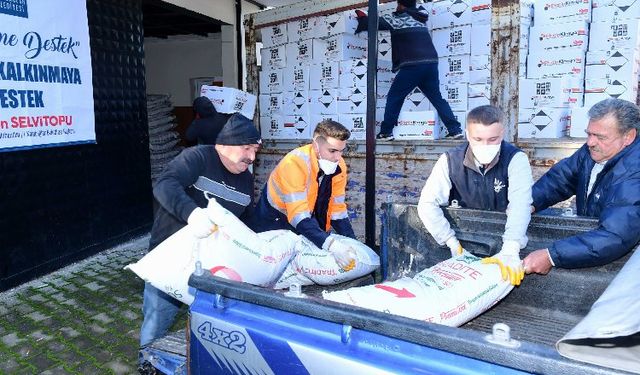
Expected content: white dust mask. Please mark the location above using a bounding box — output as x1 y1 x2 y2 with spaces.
471 144 500 165
318 158 339 175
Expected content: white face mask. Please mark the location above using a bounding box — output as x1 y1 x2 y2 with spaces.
315 140 339 175
471 144 500 165
318 158 339 175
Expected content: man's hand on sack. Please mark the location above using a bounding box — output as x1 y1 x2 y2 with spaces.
481 241 524 286
187 207 218 238
522 249 553 275
446 237 465 257
354 10 368 34
324 236 356 271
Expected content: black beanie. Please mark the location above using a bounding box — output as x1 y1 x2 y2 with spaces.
398 0 417 8
193 96 216 118
216 113 262 145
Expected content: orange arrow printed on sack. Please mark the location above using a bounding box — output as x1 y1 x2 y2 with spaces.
374 284 416 298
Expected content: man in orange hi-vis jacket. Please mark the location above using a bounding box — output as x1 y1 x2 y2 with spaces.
250 120 358 269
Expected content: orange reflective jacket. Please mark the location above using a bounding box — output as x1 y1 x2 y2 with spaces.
266 144 349 231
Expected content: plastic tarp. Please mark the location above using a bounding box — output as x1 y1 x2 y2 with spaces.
557 248 640 374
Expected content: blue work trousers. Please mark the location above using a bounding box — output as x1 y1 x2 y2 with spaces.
380 63 462 135
140 283 182 348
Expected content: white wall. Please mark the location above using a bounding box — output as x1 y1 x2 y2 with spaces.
163 0 235 24
144 35 223 106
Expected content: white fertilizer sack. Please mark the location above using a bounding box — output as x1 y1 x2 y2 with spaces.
275 235 380 289
323 253 513 327
126 199 298 305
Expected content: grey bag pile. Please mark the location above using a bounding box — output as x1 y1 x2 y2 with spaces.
147 94 183 181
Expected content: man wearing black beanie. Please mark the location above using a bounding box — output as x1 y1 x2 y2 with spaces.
139 113 261 352
355 0 463 141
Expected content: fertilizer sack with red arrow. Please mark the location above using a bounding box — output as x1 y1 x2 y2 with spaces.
322 252 513 327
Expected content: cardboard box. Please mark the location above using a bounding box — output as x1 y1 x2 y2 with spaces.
393 111 442 140
469 68 491 84
309 89 339 115
285 39 324 65
518 107 570 138
519 77 584 108
283 90 310 115
441 83 469 111
589 19 640 51
378 31 392 61
433 25 472 56
584 80 639 106
321 34 368 61
470 54 490 71
592 3 640 22
439 54 471 84
401 88 432 112
309 61 340 90
468 96 490 109
529 21 589 51
259 93 284 115
287 17 318 42
320 11 360 37
569 106 589 138
431 0 473 29
283 64 310 92
337 87 368 113
261 24 288 48
585 49 640 81
471 24 490 56
533 0 591 25
468 83 490 99
451 111 467 133
284 115 312 139
259 68 284 94
471 0 491 25
337 111 384 140
339 59 394 88
200 85 257 119
527 47 585 79
260 115 299 139
260 45 287 69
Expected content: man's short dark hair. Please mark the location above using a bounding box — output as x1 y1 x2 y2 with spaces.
313 120 351 141
588 98 640 134
466 105 504 126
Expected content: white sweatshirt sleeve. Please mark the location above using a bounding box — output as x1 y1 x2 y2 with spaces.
503 151 533 250
417 154 456 245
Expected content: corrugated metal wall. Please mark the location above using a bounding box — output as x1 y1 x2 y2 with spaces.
0 0 152 291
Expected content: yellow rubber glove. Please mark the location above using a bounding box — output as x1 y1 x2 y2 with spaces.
445 237 465 257
481 242 524 286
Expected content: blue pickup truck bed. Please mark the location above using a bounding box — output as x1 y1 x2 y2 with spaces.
142 204 632 374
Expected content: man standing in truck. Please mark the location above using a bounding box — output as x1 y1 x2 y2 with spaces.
353 0 463 141
250 120 358 270
524 98 640 275
140 114 261 349
417 105 533 286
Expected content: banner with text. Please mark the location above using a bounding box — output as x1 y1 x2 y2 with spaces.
0 0 96 152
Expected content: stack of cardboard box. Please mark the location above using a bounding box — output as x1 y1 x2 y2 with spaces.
518 0 591 139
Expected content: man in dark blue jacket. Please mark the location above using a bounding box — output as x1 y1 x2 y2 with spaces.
524 99 640 274
355 0 462 141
